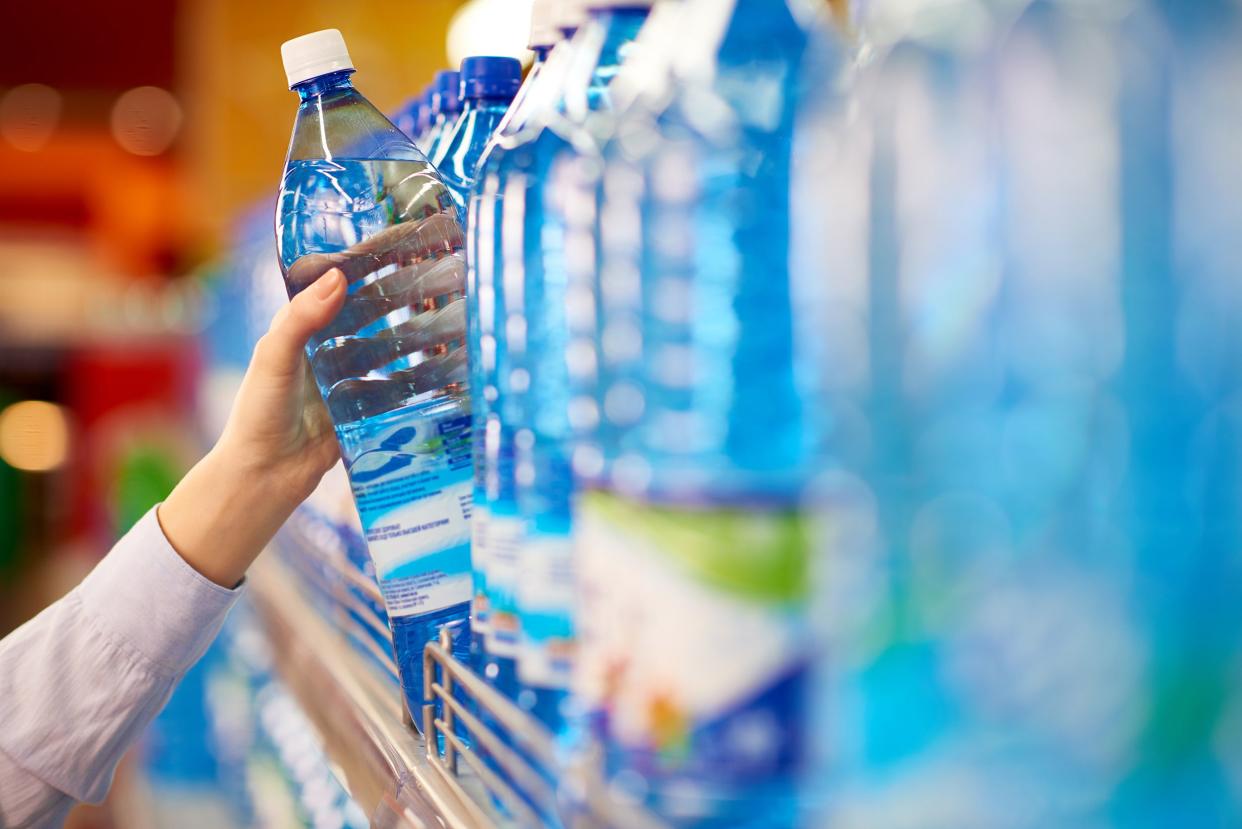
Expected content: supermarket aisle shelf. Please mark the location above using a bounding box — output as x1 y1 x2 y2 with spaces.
250 555 496 829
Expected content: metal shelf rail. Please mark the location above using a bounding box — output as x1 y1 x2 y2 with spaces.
250 556 490 828
422 634 671 829
253 548 671 829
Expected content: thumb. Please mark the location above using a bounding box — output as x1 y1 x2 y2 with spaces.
254 268 347 379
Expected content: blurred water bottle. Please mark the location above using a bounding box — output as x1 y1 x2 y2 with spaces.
427 69 465 167
436 56 523 219
469 0 584 699
275 29 472 720
571 0 843 823
808 0 1242 825
415 86 435 151
392 93 423 144
420 71 456 164
467 0 563 679
566 0 685 483
503 0 654 733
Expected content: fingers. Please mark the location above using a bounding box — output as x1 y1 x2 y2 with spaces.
253 268 347 379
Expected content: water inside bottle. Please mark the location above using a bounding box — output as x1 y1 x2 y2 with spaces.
277 155 474 705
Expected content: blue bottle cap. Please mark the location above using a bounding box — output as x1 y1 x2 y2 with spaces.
435 70 463 115
459 56 523 102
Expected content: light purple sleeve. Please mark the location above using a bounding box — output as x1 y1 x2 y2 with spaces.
0 506 243 828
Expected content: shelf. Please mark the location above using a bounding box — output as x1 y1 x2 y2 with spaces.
249 555 494 829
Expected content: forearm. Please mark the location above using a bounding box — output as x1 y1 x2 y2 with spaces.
0 509 241 824
157 446 304 589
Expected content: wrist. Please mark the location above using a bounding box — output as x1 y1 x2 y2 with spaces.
208 439 306 515
158 447 299 588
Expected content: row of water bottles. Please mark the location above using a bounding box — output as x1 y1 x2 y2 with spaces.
268 0 1242 825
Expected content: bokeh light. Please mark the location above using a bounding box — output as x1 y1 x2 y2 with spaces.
110 85 182 156
446 0 536 69
0 401 71 473
0 83 62 152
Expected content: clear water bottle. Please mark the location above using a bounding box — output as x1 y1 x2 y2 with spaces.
465 8 560 678
435 56 523 219
275 29 472 720
503 0 654 733
468 0 582 699
427 69 465 168
572 0 842 822
567 0 686 487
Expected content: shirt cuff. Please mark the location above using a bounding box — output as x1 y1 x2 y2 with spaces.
76 505 244 677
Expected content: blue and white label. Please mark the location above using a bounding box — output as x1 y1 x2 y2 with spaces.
470 501 492 636
338 402 473 618
517 528 575 690
483 511 523 658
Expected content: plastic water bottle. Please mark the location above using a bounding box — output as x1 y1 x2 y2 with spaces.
468 0 581 699
427 70 465 168
275 29 472 721
414 86 435 151
566 0 686 487
572 0 842 822
502 0 654 733
392 94 422 144
420 70 459 165
435 56 523 219
464 27 558 677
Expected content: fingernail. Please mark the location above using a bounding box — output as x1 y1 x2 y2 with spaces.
313 269 343 299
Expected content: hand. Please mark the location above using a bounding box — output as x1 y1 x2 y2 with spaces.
158 269 348 588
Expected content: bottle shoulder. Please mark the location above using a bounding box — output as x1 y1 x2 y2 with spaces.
287 87 427 164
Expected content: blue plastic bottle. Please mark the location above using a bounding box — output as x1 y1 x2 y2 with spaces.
392 94 422 144
414 87 435 151
274 29 472 721
420 71 457 164
435 56 523 219
567 0 685 487
464 38 557 677
572 0 842 823
427 70 465 168
503 0 654 734
468 0 578 699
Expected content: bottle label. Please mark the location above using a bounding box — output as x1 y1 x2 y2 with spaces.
575 491 810 785
483 511 523 657
470 499 492 636
339 405 473 618
517 528 575 690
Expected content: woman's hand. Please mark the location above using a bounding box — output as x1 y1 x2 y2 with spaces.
158 269 347 588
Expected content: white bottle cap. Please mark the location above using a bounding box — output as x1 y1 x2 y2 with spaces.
281 29 355 89
529 0 562 48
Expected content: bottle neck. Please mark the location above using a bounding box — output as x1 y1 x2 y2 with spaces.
591 6 651 49
462 95 517 115
294 69 356 100
563 6 651 116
